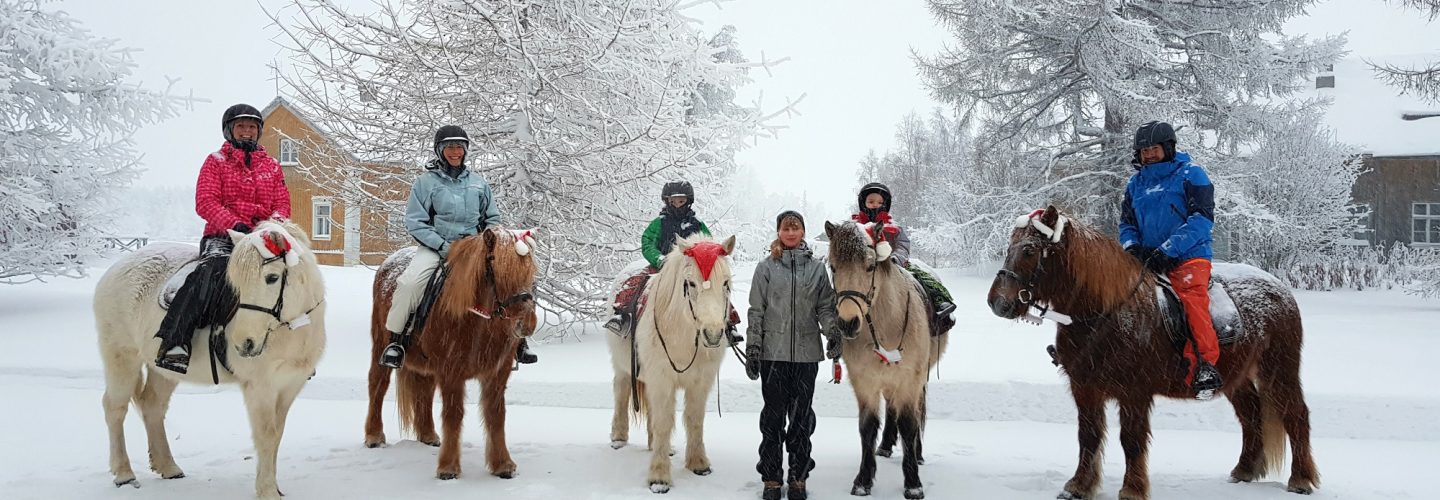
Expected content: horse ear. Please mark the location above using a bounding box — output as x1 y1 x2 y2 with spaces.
1041 205 1060 227
721 235 737 256
228 229 246 245
824 221 836 239
483 227 498 250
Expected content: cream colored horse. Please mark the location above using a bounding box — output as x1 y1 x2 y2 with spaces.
95 221 325 499
607 234 736 494
825 220 947 500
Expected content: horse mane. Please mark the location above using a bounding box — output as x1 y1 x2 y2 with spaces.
435 227 537 320
437 233 489 319
1039 215 1152 315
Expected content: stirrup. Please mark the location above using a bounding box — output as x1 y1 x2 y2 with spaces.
155 346 190 374
603 313 628 334
934 301 956 317
379 343 405 369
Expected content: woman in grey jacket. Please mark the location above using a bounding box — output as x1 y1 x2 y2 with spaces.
379 125 536 368
744 210 841 500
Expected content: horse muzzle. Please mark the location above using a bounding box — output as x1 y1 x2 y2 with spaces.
237 337 265 358
837 317 860 338
988 294 1022 319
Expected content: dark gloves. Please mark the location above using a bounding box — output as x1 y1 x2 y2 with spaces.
232 223 252 234
745 345 761 381
826 334 842 360
1128 245 1178 273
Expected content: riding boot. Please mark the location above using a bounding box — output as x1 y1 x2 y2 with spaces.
516 338 538 364
1193 360 1223 400
379 330 407 369
604 310 631 335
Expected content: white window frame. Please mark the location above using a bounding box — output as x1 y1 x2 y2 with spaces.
312 197 333 240
279 138 300 166
1413 202 1440 247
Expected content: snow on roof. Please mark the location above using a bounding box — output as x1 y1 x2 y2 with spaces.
1313 54 1440 157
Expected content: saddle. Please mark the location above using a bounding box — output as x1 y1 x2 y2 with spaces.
1155 275 1243 349
403 263 450 339
903 272 952 338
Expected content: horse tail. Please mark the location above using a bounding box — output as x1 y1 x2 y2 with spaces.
394 368 431 437
1258 387 1289 476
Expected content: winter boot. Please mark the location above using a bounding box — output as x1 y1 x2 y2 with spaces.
516 338 538 364
788 480 808 500
1193 361 1223 400
761 481 783 500
726 323 744 346
379 331 407 369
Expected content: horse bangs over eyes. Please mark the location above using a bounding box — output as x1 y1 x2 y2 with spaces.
989 213 1061 320
824 220 881 335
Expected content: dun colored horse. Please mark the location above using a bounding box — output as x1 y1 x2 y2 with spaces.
988 206 1318 500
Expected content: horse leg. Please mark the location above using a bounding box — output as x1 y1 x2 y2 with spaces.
1262 348 1320 493
1117 397 1155 500
851 388 882 496
916 384 928 465
406 370 441 446
1060 385 1106 500
481 369 517 478
1226 379 1266 482
876 402 897 458
241 383 284 500
645 380 677 492
435 377 466 480
682 381 711 475
363 340 393 448
101 347 142 487
136 367 184 479
611 372 631 448
897 402 924 499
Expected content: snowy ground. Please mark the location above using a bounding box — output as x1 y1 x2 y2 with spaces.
1 258 1437 499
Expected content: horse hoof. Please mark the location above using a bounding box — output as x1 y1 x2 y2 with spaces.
365 441 384 449
875 448 893 458
649 481 671 494
421 438 441 447
851 484 871 496
691 467 712 476
114 478 139 488
494 471 514 479
1057 491 1084 500
1286 485 1314 495
162 472 185 480
904 487 925 499
916 457 925 465
437 472 458 480
610 440 627 450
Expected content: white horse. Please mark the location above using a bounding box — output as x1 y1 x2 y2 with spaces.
94 221 326 499
607 234 736 494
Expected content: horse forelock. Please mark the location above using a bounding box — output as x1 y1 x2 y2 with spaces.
828 222 871 266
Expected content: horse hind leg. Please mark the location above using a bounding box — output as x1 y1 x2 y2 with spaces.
1060 385 1107 500
136 366 184 479
1260 346 1320 493
101 344 143 487
406 370 441 446
1226 378 1266 483
876 401 898 458
610 372 631 448
363 336 394 448
897 403 925 499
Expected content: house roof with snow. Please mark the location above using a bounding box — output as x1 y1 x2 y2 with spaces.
1313 54 1440 157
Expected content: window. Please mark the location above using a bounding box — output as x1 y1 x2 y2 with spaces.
312 197 332 240
1315 75 1335 89
1414 203 1440 246
279 138 300 165
386 205 408 241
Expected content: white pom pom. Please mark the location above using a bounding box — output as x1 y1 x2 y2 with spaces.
702 280 712 290
515 238 531 256
875 240 893 261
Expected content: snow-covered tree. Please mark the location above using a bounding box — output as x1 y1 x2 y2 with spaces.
0 0 186 283
269 0 792 319
1371 0 1440 101
917 0 1357 268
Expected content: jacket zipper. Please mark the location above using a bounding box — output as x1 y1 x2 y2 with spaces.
790 254 797 361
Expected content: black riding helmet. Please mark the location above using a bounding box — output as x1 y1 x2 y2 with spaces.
661 181 695 207
221 104 264 151
1133 121 1177 164
433 125 470 165
857 182 892 219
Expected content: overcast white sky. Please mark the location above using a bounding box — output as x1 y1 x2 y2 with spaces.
58 0 1440 217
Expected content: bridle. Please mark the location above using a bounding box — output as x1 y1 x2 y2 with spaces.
470 251 535 338
833 229 910 357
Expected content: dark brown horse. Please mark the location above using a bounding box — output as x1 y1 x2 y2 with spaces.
987 207 1318 500
364 227 538 480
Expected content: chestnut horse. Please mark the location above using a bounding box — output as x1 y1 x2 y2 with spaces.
364 227 538 480
988 206 1318 500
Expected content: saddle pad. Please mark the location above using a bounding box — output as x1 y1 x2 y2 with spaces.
159 259 202 310
1155 279 1243 345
